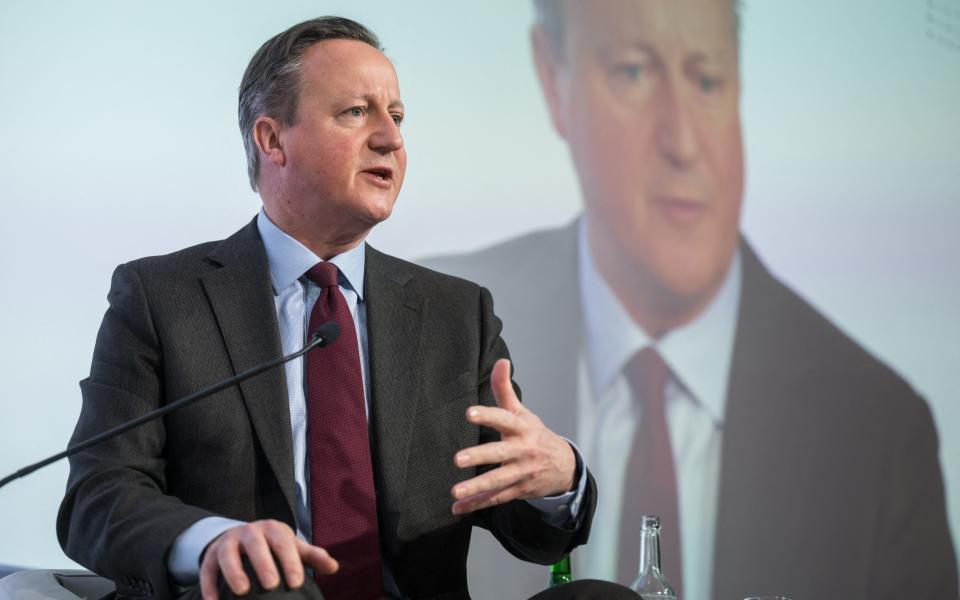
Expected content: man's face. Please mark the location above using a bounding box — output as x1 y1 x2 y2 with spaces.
538 0 743 312
272 39 406 242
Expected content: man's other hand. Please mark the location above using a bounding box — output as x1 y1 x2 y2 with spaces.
199 520 338 600
451 358 576 515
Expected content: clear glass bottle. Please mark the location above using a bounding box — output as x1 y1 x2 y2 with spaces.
629 515 677 599
548 555 572 587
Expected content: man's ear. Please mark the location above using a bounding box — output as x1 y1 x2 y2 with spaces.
253 116 286 169
531 24 568 141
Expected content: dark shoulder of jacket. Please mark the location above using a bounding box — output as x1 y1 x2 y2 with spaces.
368 243 489 304
120 239 222 280
419 221 574 282
741 239 928 417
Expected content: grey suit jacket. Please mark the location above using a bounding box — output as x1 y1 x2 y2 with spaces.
57 220 595 600
424 219 957 600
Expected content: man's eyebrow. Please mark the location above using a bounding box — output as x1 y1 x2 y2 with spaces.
358 92 404 111
597 41 658 61
329 91 403 106
685 48 736 68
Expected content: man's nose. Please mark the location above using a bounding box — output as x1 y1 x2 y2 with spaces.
654 83 700 169
369 112 403 154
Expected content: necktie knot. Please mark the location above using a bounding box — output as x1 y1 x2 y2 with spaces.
625 346 670 413
306 262 339 288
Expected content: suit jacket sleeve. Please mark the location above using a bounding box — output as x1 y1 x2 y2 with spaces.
57 263 218 599
470 286 596 564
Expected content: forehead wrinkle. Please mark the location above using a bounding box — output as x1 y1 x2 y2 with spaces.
334 82 402 103
305 62 401 106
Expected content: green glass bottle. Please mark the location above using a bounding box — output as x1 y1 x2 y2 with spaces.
549 555 572 587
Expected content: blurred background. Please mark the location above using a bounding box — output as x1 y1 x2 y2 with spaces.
0 0 957 593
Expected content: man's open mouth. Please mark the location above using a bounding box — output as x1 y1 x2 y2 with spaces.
364 167 393 181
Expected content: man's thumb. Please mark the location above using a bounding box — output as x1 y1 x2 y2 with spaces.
491 359 520 411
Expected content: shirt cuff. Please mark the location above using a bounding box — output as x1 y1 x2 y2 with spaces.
167 516 245 585
524 439 588 527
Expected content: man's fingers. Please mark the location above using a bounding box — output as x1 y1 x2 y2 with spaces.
297 539 339 575
466 405 524 436
454 441 515 469
452 463 526 501
263 527 304 588
242 531 281 590
452 484 524 515
199 545 222 600
215 538 250 596
198 520 320 600
490 359 522 412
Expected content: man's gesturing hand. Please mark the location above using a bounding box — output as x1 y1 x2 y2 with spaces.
199 520 338 600
451 358 576 515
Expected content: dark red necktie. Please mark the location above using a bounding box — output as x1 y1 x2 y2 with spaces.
617 347 683 596
305 262 383 600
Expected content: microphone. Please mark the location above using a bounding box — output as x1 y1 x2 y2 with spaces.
0 321 341 490
312 320 340 347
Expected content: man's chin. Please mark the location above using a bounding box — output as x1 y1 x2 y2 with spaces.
357 203 395 228
651 261 730 313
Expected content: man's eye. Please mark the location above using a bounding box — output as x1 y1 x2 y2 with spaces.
348 106 366 117
391 113 404 126
612 63 646 81
698 74 723 93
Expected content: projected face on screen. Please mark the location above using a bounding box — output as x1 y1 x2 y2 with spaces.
534 0 744 334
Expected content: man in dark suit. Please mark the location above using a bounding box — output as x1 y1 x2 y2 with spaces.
424 0 958 598
57 17 623 600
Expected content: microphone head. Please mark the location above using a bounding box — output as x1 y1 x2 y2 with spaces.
311 321 340 347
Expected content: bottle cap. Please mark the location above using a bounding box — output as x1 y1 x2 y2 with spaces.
640 515 661 530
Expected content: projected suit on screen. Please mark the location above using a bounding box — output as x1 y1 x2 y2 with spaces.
424 1 958 598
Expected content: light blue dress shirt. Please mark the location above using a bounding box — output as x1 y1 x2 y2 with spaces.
168 209 585 588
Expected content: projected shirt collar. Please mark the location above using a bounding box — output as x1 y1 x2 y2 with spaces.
577 217 741 424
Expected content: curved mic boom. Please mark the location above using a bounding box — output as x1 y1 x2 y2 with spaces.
0 321 341 490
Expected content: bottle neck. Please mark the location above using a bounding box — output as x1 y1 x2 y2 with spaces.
549 555 571 586
630 518 676 598
638 528 663 575
550 555 571 575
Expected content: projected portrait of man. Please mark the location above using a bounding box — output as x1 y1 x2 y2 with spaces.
425 0 958 598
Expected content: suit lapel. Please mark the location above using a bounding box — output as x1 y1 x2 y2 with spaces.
200 220 298 520
363 245 426 528
711 242 768 598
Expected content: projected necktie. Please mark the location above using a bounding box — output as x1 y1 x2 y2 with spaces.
617 347 683 597
305 262 383 600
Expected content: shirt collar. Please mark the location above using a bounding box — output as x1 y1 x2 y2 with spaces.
577 217 741 424
256 208 366 299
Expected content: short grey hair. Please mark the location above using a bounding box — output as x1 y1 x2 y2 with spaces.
532 0 742 61
238 16 382 192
